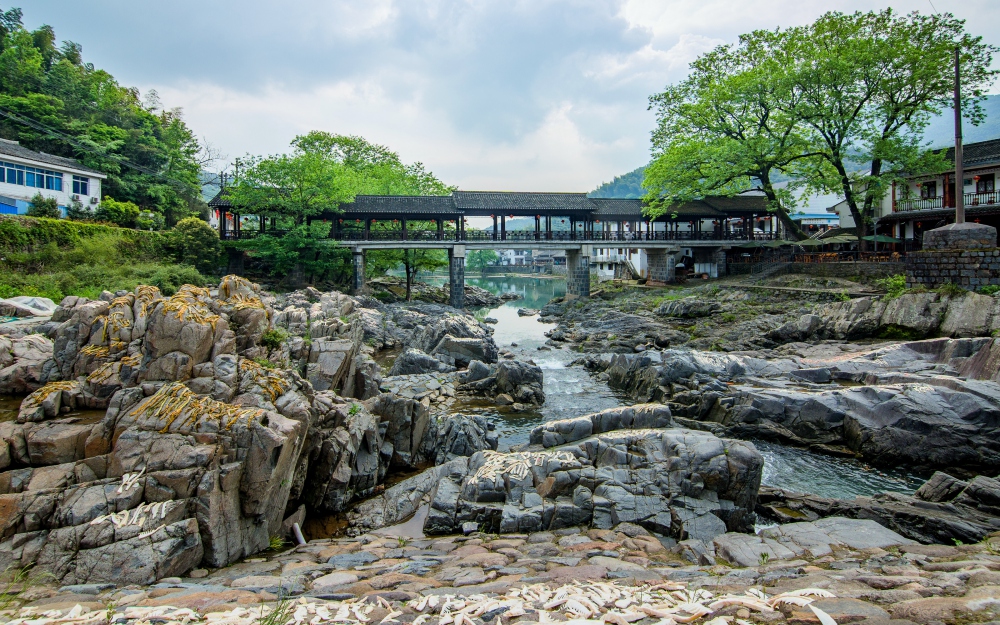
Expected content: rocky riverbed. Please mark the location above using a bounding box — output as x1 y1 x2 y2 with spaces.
1 272 1000 625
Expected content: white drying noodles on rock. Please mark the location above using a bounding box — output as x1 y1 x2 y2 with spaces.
0 582 838 625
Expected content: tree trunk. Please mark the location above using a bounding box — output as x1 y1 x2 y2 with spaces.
760 175 809 241
832 157 868 252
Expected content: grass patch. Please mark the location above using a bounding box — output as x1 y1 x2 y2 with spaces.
937 282 967 297
877 324 923 340
875 274 907 298
260 328 289 351
0 216 207 301
980 285 1000 296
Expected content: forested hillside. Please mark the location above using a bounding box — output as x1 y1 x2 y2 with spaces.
0 7 207 225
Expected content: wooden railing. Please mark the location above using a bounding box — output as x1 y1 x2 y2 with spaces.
895 191 1000 212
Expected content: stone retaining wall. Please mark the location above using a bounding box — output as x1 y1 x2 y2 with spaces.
906 248 1000 289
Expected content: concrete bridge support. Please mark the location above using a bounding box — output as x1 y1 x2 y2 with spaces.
449 245 466 309
351 249 365 295
566 245 591 298
713 248 727 279
646 249 676 284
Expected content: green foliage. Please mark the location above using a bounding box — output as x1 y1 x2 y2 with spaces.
94 197 140 228
758 552 770 566
876 274 907 298
980 285 1000 296
937 282 967 297
26 193 60 218
0 8 207 224
0 565 43 612
170 217 222 274
253 357 278 370
0 215 203 301
230 222 352 284
260 328 288 351
467 249 499 271
65 198 92 221
836 291 850 302
348 403 360 416
877 324 922 340
268 536 286 551
645 9 997 247
256 596 293 625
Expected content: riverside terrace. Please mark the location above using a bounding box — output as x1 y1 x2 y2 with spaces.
209 191 777 307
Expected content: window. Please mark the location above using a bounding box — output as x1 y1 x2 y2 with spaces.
72 175 89 196
920 181 937 199
1 162 63 191
977 173 995 194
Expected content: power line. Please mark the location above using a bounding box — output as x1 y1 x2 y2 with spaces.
0 106 195 190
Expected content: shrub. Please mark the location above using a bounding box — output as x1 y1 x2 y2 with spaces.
937 282 967 297
146 265 208 295
95 197 141 228
875 274 907 298
26 193 61 219
260 328 289 351
980 284 1000 296
171 217 223 274
65 198 93 221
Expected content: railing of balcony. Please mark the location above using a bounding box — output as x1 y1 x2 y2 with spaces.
895 191 1000 212
331 230 778 243
895 196 944 211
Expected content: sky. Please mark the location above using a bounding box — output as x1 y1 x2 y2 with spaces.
25 0 1000 193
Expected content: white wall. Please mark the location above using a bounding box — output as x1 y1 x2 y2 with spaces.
0 156 103 212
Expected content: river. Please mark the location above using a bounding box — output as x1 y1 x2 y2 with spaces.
426 273 925 500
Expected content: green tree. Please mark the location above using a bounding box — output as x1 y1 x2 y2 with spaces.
786 10 995 248
26 192 59 218
171 217 222 274
467 249 499 271
95 197 140 228
65 197 92 220
645 31 812 239
0 7 208 226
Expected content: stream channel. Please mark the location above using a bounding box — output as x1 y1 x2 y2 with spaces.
424 274 925 501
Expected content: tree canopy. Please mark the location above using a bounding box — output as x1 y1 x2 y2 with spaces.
0 6 210 226
645 9 996 247
227 132 454 224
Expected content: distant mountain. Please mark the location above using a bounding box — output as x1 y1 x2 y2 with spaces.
922 94 1000 147
591 94 1000 198
589 166 645 199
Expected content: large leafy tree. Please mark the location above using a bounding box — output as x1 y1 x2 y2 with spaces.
0 7 209 226
645 9 996 248
787 10 995 248
645 31 814 239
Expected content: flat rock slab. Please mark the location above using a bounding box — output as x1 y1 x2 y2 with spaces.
789 598 890 624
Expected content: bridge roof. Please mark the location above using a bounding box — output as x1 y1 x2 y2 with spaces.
210 188 768 220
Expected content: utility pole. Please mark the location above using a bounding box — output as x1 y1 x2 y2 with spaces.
954 46 965 224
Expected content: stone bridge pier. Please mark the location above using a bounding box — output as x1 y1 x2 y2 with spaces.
351 249 365 295
646 249 676 285
449 246 466 309
566 245 591 298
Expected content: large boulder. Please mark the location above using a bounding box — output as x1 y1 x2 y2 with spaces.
458 359 546 405
423 428 762 539
0 334 52 394
725 380 1000 472
530 404 673 447
0 374 310 583
388 348 456 376
410 308 499 367
142 286 232 381
655 297 720 318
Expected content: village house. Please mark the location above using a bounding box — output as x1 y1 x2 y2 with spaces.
828 137 1000 248
0 139 105 215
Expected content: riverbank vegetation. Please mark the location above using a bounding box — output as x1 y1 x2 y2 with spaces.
0 215 208 300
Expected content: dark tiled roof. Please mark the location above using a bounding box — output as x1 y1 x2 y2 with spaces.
938 138 1000 168
0 139 105 176
703 196 769 213
588 198 644 216
343 195 459 215
208 189 231 207
454 191 593 212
